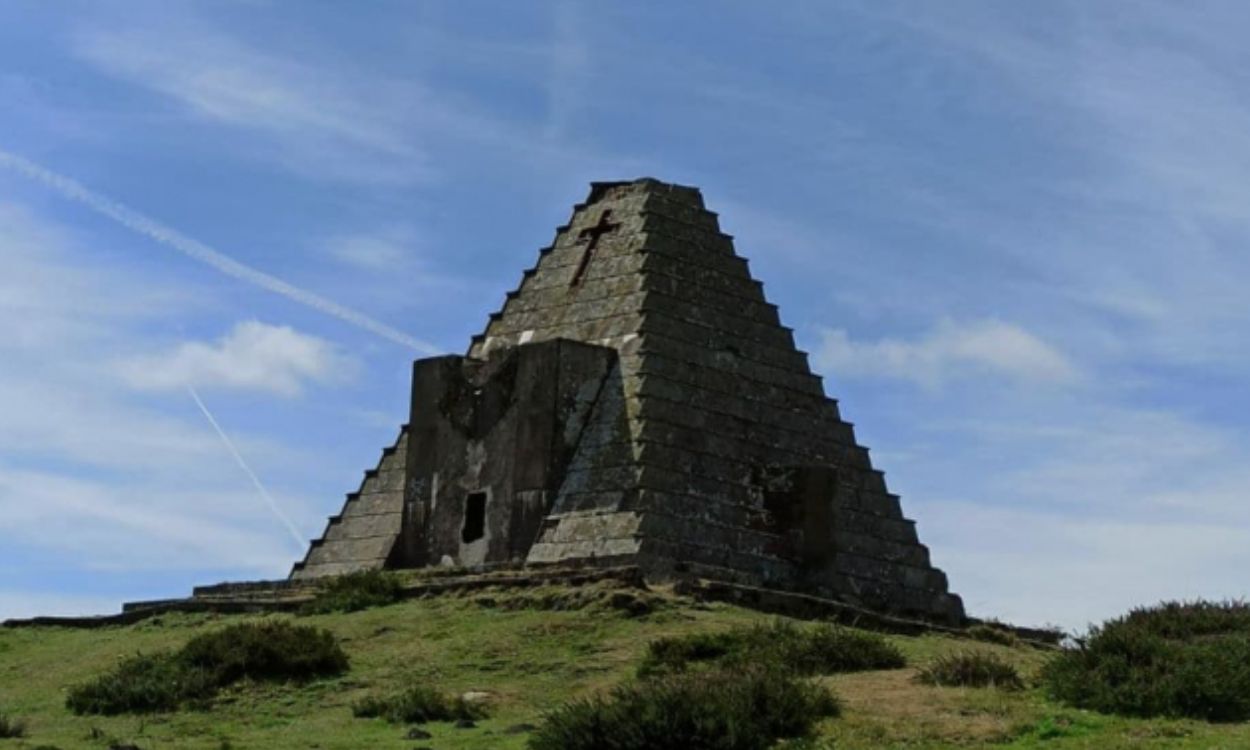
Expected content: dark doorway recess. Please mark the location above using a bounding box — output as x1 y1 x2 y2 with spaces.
462 491 487 543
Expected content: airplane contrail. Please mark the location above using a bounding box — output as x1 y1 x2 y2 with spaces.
0 148 439 354
187 385 308 552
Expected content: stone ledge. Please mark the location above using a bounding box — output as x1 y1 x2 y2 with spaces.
1 566 647 629
676 577 1061 647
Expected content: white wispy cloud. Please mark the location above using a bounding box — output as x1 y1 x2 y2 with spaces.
119 321 352 397
888 399 1250 629
0 202 187 349
0 591 126 621
67 15 596 188
0 201 323 600
0 149 439 354
0 203 224 475
814 319 1079 388
805 3 1250 624
0 465 296 573
72 23 431 185
925 502 1250 630
324 229 418 272
852 2 1250 372
68 7 656 209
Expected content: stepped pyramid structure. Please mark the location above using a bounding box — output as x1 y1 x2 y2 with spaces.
291 179 964 624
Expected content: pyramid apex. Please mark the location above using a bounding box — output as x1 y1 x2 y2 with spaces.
585 177 704 208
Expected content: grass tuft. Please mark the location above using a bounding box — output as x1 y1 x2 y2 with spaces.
915 651 1024 690
473 584 662 617
301 570 404 614
529 667 839 750
1043 599 1250 722
66 620 348 715
352 685 485 724
638 620 904 677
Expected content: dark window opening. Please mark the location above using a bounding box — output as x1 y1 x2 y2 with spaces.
752 466 800 532
762 487 797 531
462 491 487 543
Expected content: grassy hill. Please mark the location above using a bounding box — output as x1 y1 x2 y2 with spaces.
2 581 1248 749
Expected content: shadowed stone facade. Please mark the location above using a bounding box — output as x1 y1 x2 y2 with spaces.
291 178 965 624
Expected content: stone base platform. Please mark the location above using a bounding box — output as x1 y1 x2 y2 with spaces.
3 566 1055 648
1 565 643 629
676 578 1061 647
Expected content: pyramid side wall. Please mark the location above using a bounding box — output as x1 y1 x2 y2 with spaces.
460 179 960 621
290 427 408 580
623 193 960 620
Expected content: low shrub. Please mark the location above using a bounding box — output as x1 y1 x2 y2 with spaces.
0 714 27 738
639 620 904 677
301 570 404 614
67 621 348 715
66 653 215 714
915 651 1023 690
352 685 484 724
967 623 1019 647
528 667 839 750
179 621 349 683
1043 600 1250 722
640 629 739 674
1119 600 1250 639
795 622 907 673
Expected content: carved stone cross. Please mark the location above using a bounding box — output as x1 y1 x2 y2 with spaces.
570 209 620 286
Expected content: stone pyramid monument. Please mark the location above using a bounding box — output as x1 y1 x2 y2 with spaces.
291 178 964 624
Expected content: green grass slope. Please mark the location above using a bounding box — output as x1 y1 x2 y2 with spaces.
2 584 1248 749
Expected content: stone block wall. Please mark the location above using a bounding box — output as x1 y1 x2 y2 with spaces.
472 179 963 623
291 426 408 579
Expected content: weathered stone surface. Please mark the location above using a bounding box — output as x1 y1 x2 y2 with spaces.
290 178 964 624
291 428 408 579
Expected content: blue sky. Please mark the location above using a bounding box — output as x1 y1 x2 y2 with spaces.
2 1 1248 630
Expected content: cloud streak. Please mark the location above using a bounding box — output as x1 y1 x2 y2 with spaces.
187 385 307 552
0 202 321 600
0 149 439 354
